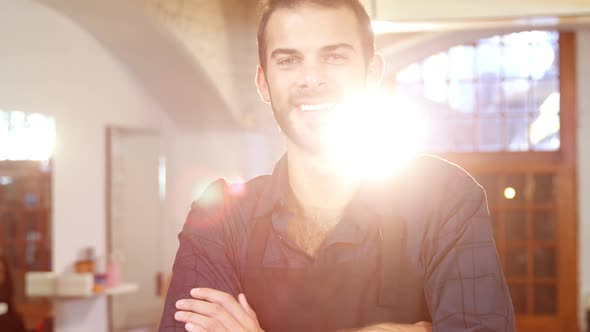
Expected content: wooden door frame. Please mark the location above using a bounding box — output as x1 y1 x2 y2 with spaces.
105 126 161 332
438 31 578 332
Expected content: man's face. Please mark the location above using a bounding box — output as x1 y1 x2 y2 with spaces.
256 4 382 155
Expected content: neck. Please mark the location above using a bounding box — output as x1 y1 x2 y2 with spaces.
286 140 359 221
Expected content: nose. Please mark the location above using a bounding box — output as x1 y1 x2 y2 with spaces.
296 60 327 90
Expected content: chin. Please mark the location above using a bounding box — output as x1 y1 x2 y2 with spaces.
292 134 332 157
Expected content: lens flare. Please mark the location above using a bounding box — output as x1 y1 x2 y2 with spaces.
319 93 427 180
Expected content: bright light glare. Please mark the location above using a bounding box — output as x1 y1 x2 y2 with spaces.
0 111 56 161
158 156 167 201
0 176 12 186
320 93 427 180
530 92 560 146
504 187 516 200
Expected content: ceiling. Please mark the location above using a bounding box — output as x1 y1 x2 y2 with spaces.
35 0 590 130
36 0 241 131
362 0 590 22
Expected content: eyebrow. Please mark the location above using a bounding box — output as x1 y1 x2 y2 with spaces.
270 48 300 60
269 43 357 59
321 43 356 53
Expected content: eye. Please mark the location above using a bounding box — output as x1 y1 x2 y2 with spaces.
278 58 300 66
325 53 347 64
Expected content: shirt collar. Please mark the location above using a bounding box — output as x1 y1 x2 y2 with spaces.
252 153 289 219
252 153 389 235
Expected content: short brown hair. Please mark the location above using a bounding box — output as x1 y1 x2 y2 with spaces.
257 0 375 70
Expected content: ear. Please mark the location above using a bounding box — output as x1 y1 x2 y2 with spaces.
255 66 271 104
366 52 384 89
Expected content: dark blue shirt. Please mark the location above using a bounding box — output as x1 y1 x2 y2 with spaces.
159 154 515 331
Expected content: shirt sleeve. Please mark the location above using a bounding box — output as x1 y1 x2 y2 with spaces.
158 179 242 331
423 171 516 332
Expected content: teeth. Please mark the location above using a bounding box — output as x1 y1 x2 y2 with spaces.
300 103 335 112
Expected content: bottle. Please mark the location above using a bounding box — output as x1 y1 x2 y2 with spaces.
93 255 107 293
105 253 121 288
74 247 95 274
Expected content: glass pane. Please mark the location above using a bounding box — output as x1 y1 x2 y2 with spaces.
534 247 556 278
477 81 501 113
449 117 474 151
506 246 527 277
477 115 503 151
545 42 559 78
423 52 448 103
533 211 555 241
476 37 501 79
505 115 530 151
509 283 527 314
546 31 559 42
449 82 475 113
502 80 531 111
505 211 527 241
502 38 531 78
530 81 560 151
533 174 555 203
534 284 557 314
449 45 475 80
423 52 449 80
530 40 558 80
424 80 447 104
504 174 526 205
532 80 559 113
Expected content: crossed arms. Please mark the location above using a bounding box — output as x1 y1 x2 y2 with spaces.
172 287 432 332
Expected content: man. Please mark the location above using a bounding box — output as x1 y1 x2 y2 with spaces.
159 0 515 331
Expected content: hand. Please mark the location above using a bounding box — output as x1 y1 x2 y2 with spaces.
350 321 432 332
413 321 432 331
175 288 264 332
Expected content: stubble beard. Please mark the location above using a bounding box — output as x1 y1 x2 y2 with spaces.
271 103 329 157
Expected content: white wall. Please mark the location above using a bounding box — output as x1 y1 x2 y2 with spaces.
0 1 170 331
577 28 590 332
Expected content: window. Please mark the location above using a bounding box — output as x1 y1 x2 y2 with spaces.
396 31 560 152
0 110 56 161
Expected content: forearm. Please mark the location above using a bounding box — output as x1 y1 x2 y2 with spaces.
348 321 432 332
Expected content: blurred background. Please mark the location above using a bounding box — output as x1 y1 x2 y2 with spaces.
0 0 589 331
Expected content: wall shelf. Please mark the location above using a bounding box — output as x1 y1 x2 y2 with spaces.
27 283 139 301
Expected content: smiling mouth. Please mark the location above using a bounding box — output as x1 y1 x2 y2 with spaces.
298 103 337 112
